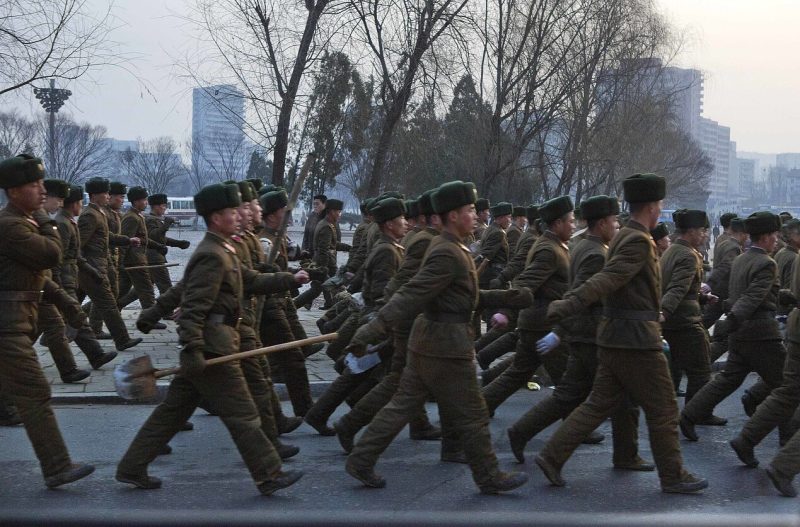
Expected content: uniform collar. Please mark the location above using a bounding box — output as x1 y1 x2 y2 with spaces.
749 246 767 254
626 219 648 234
544 230 569 250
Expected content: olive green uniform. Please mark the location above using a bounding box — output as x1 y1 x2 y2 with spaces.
660 239 711 402
482 231 569 413
0 204 82 479
78 203 134 347
117 232 294 488
145 213 184 293
118 209 162 309
540 219 691 488
683 246 786 425
703 236 742 361
506 224 523 254
478 221 509 287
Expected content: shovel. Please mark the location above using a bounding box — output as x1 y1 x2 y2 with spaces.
114 333 337 400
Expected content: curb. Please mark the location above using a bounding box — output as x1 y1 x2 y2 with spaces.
51 380 334 405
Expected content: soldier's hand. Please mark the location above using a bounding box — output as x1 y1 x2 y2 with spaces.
163 217 176 227
705 293 719 305
136 307 161 334
300 250 311 259
177 240 191 250
546 298 573 325
536 332 560 356
158 245 168 256
491 312 510 328
293 270 310 285
129 237 142 247
180 346 206 376
700 282 711 295
345 342 367 358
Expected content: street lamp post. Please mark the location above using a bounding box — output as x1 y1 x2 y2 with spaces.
33 79 71 173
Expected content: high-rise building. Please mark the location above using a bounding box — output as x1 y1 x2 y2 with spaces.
191 85 250 181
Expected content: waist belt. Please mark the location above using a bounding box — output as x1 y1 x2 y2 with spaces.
424 311 472 323
603 307 659 322
207 313 241 329
0 290 43 302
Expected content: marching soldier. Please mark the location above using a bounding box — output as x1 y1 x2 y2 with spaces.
301 194 327 255
478 201 512 288
539 173 708 494
118 186 164 310
506 206 527 253
312 198 351 309
472 197 491 245
343 180 530 494
116 183 303 495
651 222 671 256
681 211 786 442
146 193 191 294
400 199 422 248
78 178 142 351
0 153 95 488
480 196 573 414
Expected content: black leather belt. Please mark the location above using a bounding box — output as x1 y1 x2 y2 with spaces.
603 307 659 321
424 311 471 323
0 290 43 302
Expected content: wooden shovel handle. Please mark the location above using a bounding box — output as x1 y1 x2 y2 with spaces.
153 333 338 379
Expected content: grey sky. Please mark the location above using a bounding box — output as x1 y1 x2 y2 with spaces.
2 0 798 154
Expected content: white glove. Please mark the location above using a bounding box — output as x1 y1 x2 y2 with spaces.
536 331 560 355
700 283 711 295
491 312 510 328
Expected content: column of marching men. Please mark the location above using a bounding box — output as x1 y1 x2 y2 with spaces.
4 151 800 499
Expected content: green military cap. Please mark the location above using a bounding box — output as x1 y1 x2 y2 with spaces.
780 211 793 221
623 173 666 203
223 180 256 202
86 177 111 194
417 190 435 216
324 198 344 211
359 199 371 215
526 205 540 223
246 178 264 192
373 197 406 223
651 222 670 241
432 180 477 214
730 217 746 233
475 198 490 212
512 206 526 217
361 197 377 215
783 218 800 233
573 206 583 221
719 212 738 228
539 195 574 223
404 199 419 219
672 209 708 230
580 195 620 221
108 181 126 195
0 154 46 190
745 211 782 235
259 189 289 215
490 201 512 217
44 179 70 199
378 190 404 200
64 185 84 205
127 186 148 202
148 193 168 206
258 183 282 196
194 183 242 216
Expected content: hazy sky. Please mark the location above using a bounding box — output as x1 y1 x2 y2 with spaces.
4 0 800 154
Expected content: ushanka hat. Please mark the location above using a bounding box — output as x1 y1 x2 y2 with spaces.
745 211 782 236
246 178 264 193
730 217 746 233
417 190 435 216
526 205 540 223
86 177 111 194
432 181 477 214
672 209 708 230
490 202 513 217
108 181 126 195
404 199 419 219
224 180 256 202
127 186 148 202
579 195 620 221
148 193 168 206
44 179 70 199
475 198 490 213
651 222 670 241
259 189 289 215
372 197 406 223
539 196 574 223
64 185 84 205
623 173 666 203
324 198 344 212
720 212 738 228
512 206 526 217
0 154 45 189
194 183 242 216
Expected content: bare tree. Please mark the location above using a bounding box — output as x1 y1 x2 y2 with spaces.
200 132 252 183
0 0 118 95
128 137 185 193
36 113 111 183
0 110 37 157
184 138 210 193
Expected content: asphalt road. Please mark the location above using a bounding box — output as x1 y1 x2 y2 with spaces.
1 372 797 525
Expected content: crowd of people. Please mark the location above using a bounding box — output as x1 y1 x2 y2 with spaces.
2 151 800 499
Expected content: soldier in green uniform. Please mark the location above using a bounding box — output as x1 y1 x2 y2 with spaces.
339 198 374 295
116 183 303 495
400 199 422 248
146 193 190 294
118 186 164 310
343 181 530 494
651 222 671 256
478 202 512 288
538 173 708 494
312 198 351 309
54 184 117 370
681 212 786 442
775 219 800 294
0 154 95 488
506 206 526 253
471 197 491 248
334 190 442 454
480 196 573 414
78 178 142 351
507 196 645 465
660 209 724 423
